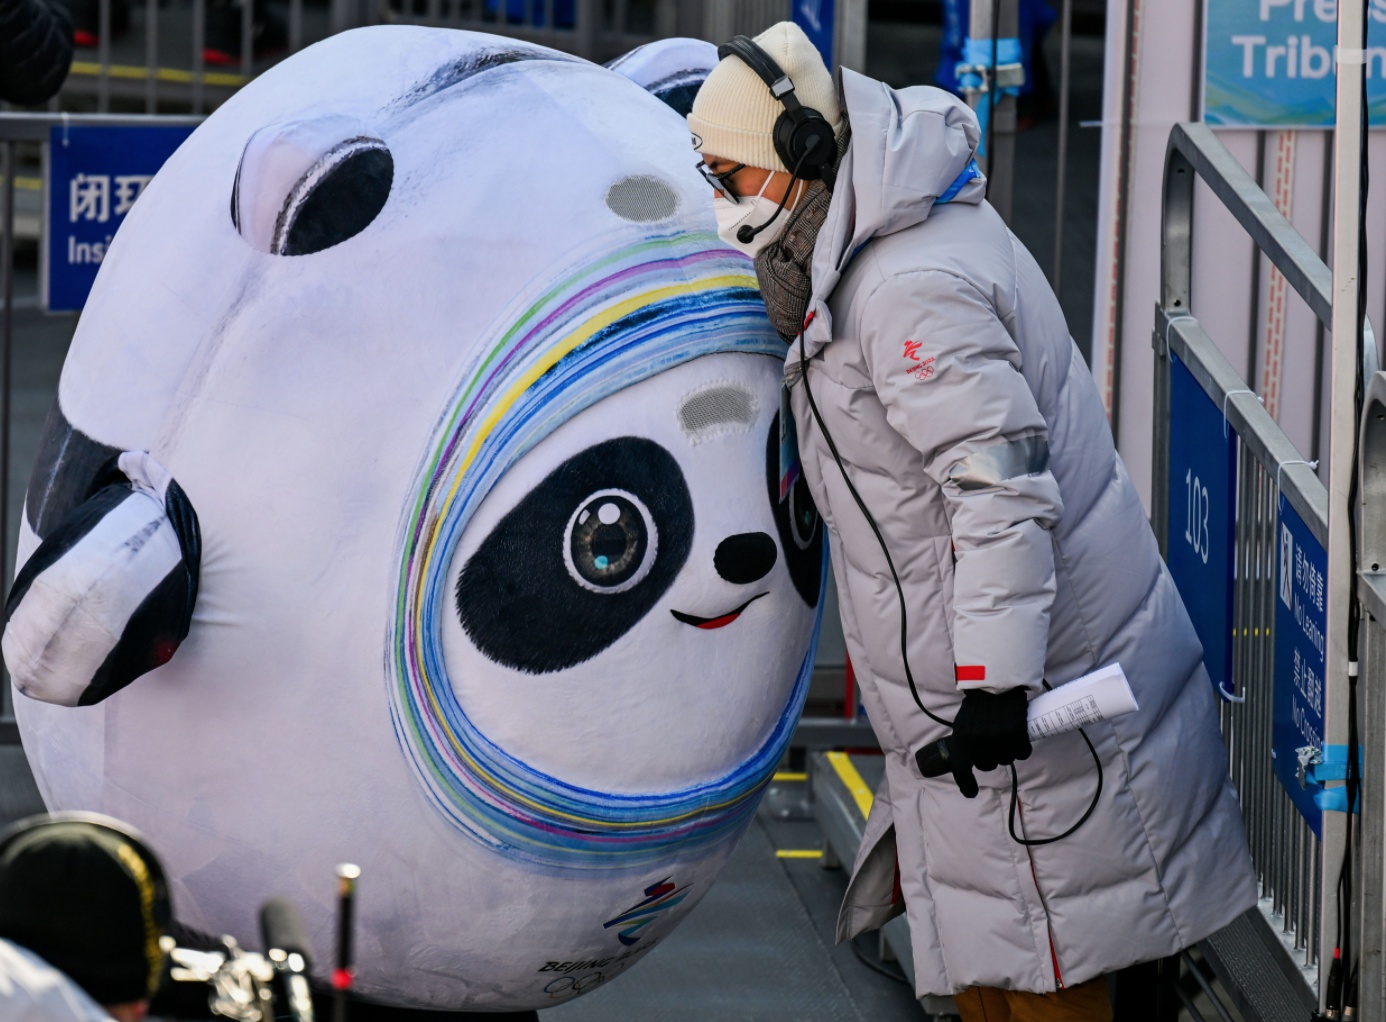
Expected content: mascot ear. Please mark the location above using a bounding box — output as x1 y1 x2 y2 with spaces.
605 37 718 116
3 452 201 707
232 116 393 256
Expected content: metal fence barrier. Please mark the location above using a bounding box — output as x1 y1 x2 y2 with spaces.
32 0 858 115
1154 121 1383 1019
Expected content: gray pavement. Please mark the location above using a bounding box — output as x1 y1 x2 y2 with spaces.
545 794 922 1021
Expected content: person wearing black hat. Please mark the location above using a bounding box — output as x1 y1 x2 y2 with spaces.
0 813 171 1022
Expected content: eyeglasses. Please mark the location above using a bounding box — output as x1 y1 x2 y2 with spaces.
696 160 746 204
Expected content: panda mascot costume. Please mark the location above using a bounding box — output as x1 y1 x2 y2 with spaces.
2 29 824 1013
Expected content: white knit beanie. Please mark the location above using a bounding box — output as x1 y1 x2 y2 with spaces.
688 21 842 173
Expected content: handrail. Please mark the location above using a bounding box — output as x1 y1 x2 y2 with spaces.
1164 123 1379 379
0 112 203 143
1154 123 1377 555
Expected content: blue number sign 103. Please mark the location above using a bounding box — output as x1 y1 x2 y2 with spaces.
1184 468 1211 565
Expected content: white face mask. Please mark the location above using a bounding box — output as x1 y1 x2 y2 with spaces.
714 177 803 258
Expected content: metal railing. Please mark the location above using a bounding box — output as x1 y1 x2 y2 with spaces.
32 0 829 115
1154 121 1383 1019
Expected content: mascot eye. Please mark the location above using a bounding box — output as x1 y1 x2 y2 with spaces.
786 475 819 552
564 490 658 593
766 414 823 608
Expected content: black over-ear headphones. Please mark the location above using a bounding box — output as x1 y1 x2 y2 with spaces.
0 811 173 996
716 35 837 187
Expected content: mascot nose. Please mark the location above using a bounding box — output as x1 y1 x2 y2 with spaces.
713 533 777 585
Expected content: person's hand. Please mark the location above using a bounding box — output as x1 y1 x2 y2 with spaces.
939 688 1032 798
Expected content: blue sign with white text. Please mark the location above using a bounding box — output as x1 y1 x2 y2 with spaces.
1273 495 1327 836
1166 351 1237 697
1204 0 1386 127
793 0 836 68
46 124 195 312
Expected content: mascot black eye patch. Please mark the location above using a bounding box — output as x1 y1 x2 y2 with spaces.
456 436 693 674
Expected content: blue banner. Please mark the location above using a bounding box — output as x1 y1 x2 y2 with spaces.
1166 352 1237 697
1204 0 1386 127
1273 495 1327 836
793 0 836 68
46 124 195 312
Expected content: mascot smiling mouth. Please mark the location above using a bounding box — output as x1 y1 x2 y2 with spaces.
670 593 767 630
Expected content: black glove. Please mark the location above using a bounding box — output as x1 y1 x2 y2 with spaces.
933 687 1033 799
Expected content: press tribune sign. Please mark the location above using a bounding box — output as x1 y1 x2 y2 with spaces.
45 124 195 312
1204 0 1386 127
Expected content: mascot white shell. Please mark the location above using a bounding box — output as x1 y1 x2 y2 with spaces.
3 27 823 1011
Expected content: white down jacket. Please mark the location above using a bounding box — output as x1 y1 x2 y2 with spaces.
785 70 1257 996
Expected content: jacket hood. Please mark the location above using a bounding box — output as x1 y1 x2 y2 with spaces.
791 69 984 366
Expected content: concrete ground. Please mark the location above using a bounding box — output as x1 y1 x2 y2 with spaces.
0 10 1107 1020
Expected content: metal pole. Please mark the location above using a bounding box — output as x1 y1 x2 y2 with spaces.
1110 0 1141 442
193 0 207 114
145 0 159 112
1051 0 1072 291
241 0 255 80
836 0 868 72
289 0 303 55
1322 0 1365 1010
98 0 112 112
967 0 1018 224
333 863 360 1022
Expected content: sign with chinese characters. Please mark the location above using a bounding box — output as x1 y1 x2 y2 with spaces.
793 0 837 68
1165 351 1238 697
45 124 195 311
1203 0 1386 128
1272 494 1327 835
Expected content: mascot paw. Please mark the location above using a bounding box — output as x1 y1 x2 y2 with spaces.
3 451 200 706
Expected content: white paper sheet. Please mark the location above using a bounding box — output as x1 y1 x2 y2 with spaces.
1027 663 1139 741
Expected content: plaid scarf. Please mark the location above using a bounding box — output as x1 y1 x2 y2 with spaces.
754 126 850 344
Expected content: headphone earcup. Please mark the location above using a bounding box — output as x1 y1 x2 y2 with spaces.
774 109 835 181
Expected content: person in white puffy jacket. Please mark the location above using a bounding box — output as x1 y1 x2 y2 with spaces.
690 21 1257 1022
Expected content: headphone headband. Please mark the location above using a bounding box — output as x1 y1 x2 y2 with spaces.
716 37 804 113
715 34 836 185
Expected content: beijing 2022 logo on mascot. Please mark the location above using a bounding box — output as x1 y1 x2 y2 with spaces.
2 28 824 1011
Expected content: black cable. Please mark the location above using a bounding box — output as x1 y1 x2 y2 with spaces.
737 146 813 246
797 331 950 729
1006 681 1104 847
798 335 948 726
1009 727 1103 847
1333 0 1370 996
849 934 912 986
795 335 1102 845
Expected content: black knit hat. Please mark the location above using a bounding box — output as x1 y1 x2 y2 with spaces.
0 813 171 1005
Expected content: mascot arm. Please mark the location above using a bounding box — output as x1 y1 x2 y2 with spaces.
3 451 201 706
